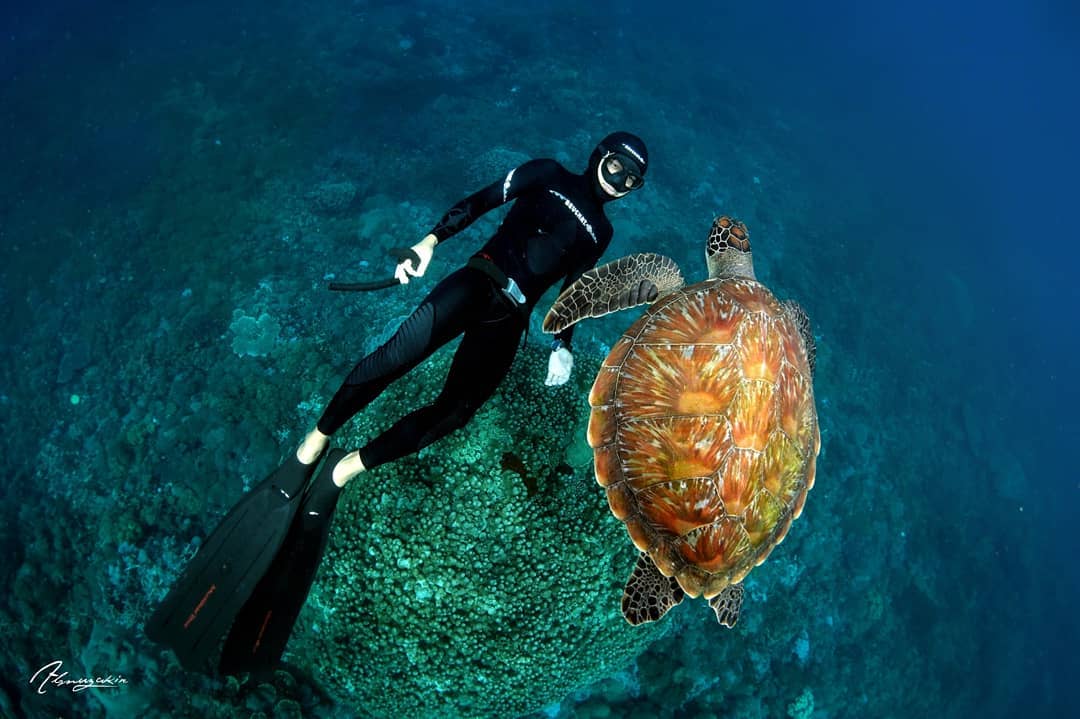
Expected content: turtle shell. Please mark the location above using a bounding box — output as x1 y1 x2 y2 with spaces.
590 277 820 599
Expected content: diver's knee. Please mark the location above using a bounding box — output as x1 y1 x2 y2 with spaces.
432 395 479 434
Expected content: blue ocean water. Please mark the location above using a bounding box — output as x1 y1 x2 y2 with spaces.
2 1 1077 717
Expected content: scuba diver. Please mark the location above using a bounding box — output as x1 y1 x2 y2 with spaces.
145 131 652 675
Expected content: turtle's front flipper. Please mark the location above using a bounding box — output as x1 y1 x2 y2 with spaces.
543 253 684 333
782 300 816 378
708 584 745 628
621 551 685 625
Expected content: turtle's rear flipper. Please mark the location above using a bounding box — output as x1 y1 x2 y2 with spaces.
621 552 685 625
708 583 745 628
543 253 684 334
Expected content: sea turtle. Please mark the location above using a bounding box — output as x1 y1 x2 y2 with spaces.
543 215 819 626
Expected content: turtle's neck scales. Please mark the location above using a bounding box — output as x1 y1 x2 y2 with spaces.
707 251 756 281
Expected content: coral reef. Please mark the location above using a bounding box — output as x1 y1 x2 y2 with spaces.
290 348 668 718
229 310 282 358
0 2 1069 718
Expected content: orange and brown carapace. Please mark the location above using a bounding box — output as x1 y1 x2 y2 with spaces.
544 215 819 627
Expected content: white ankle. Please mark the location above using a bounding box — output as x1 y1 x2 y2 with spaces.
332 451 366 487
297 428 330 465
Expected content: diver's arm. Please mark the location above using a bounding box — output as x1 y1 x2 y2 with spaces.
428 159 559 242
399 159 557 282
550 262 590 349
543 260 592 386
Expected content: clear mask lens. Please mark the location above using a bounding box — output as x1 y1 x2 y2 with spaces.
602 152 644 192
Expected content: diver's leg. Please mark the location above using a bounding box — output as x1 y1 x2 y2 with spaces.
299 268 489 464
352 310 525 473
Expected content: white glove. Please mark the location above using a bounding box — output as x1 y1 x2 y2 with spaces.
394 234 437 284
545 347 574 386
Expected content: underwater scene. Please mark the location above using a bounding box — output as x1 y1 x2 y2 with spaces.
2 1 1077 717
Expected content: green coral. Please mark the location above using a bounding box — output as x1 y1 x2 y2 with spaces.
289 347 667 718
307 180 359 215
787 687 814 719
229 309 281 358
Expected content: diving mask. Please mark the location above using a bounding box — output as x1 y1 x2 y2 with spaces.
600 151 645 193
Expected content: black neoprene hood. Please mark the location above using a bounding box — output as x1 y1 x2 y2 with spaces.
589 131 649 175
587 131 649 200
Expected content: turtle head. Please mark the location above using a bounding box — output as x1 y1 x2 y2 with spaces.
706 215 755 280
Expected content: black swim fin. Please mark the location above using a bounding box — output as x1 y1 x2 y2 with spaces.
219 448 347 675
144 451 325 672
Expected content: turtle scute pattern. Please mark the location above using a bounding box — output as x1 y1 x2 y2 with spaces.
542 253 684 334
590 276 818 600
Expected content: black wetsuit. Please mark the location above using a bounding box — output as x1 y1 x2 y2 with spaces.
317 158 616 469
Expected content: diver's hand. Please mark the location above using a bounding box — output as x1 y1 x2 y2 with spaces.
545 347 574 386
393 234 437 284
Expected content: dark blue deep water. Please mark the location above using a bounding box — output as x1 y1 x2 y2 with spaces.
2 1 1077 717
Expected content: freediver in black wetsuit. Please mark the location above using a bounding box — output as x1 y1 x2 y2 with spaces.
145 132 653 676
308 130 650 475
